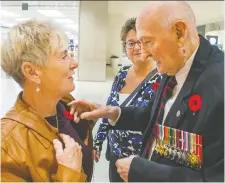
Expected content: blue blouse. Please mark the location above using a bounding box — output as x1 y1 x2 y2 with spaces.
93 65 160 158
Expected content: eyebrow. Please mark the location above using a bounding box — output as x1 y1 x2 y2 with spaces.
60 49 68 56
63 50 68 54
140 36 154 41
126 39 136 42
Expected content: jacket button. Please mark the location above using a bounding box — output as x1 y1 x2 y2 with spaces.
176 110 181 117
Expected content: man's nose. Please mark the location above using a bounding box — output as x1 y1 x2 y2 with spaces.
134 42 141 50
140 45 152 59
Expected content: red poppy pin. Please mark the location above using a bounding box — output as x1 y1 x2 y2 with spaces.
64 110 73 120
152 82 160 91
188 94 202 113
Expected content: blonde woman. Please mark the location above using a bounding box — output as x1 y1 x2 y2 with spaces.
1 20 93 182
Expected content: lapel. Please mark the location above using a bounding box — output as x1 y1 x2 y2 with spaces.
2 92 58 145
142 75 169 142
164 35 213 129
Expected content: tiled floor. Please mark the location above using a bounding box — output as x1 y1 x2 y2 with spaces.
0 66 115 182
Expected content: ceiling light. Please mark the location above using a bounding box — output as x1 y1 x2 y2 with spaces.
1 21 16 27
37 10 65 17
1 10 20 17
15 18 31 22
54 18 74 24
65 31 72 35
66 24 79 31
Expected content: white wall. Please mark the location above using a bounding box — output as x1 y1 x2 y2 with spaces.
107 14 127 62
78 1 108 81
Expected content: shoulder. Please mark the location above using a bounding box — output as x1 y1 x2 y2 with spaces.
1 117 28 168
1 109 26 141
1 108 31 152
198 47 224 97
114 65 131 79
110 65 131 92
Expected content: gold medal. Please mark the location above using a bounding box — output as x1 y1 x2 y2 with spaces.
189 153 201 169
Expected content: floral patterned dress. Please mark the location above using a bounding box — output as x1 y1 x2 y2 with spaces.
93 65 161 159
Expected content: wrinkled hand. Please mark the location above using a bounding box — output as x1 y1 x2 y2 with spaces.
68 99 120 123
53 134 83 172
116 155 136 182
92 150 101 163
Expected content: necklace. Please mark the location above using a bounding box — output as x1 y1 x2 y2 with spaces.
56 112 59 131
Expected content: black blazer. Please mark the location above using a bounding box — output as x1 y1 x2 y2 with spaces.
113 36 224 182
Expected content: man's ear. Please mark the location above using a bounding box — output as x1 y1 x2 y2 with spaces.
172 20 187 47
21 62 41 84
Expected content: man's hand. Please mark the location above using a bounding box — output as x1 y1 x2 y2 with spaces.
92 150 101 163
68 99 120 123
53 134 83 172
115 155 136 182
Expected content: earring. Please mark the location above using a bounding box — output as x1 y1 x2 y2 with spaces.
36 85 40 92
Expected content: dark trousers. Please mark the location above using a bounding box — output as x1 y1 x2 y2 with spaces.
109 158 124 182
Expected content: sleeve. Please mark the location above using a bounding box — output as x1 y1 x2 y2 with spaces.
93 118 112 151
1 148 28 182
54 164 87 182
111 103 153 132
1 145 87 182
93 70 121 151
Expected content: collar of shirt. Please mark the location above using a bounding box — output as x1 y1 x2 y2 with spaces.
175 46 199 89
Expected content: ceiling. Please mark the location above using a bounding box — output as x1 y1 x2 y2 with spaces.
0 1 80 39
1 1 224 37
108 1 224 26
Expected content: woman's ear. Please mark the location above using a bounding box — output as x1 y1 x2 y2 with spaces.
21 62 41 84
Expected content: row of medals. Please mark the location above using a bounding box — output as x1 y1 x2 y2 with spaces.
155 138 201 170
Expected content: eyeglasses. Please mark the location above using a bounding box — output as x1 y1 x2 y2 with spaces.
124 41 141 49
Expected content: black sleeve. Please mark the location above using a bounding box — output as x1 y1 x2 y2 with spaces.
112 102 152 132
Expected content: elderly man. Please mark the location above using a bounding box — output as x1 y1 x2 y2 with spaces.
69 1 224 182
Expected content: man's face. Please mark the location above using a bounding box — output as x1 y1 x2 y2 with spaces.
136 17 185 75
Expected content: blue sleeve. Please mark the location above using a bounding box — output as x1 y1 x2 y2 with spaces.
93 69 122 151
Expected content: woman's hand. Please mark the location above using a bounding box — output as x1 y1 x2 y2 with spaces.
92 150 101 163
53 134 83 172
68 100 120 123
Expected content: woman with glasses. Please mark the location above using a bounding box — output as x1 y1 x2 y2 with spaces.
92 18 160 182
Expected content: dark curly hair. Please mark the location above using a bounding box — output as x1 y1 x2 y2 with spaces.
120 18 136 51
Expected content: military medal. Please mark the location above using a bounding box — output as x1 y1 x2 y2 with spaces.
159 125 165 156
163 125 169 157
167 128 174 160
171 128 177 160
153 125 203 171
175 129 182 163
196 134 203 164
155 124 160 154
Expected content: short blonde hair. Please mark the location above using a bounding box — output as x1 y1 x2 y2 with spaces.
1 19 68 87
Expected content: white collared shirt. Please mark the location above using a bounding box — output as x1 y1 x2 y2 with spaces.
162 46 199 124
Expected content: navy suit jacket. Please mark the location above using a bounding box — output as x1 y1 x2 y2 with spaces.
112 36 224 182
